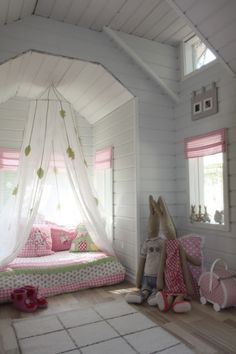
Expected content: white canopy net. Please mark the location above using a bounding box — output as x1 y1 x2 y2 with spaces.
0 87 114 267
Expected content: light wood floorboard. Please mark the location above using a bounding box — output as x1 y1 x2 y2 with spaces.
0 281 235 354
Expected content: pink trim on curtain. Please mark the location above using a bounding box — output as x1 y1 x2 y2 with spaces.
95 147 112 170
184 129 226 159
0 148 19 170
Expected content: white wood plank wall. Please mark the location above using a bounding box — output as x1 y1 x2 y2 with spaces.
93 100 137 280
0 15 178 279
175 62 236 272
114 31 180 95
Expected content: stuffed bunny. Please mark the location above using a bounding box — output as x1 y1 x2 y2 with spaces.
125 195 163 306
152 196 201 313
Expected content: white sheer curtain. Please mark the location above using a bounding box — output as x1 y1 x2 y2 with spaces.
0 88 114 267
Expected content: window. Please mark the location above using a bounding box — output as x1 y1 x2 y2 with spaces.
183 35 216 76
185 129 228 228
0 149 19 211
94 147 113 242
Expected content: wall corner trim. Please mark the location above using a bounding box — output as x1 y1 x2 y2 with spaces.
103 26 180 104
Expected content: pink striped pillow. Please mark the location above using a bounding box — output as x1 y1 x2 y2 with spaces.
51 227 77 251
18 225 54 257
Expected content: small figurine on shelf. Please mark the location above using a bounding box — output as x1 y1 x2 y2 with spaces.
203 206 210 223
190 205 196 223
214 210 224 224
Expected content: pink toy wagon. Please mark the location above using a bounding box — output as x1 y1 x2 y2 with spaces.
198 258 236 311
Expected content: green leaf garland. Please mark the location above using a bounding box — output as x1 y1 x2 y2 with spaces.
66 146 75 160
37 167 44 179
59 109 66 119
24 145 31 156
12 185 18 196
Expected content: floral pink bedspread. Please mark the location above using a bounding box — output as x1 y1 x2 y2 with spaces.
0 251 125 303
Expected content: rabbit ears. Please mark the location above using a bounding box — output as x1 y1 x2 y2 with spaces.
149 195 177 240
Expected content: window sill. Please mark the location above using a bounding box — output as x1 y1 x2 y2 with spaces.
188 220 229 232
181 59 219 81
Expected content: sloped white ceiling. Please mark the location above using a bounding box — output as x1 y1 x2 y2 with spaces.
0 51 133 124
0 0 194 45
168 0 236 75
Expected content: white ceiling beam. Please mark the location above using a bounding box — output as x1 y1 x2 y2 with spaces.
166 0 235 77
103 26 179 104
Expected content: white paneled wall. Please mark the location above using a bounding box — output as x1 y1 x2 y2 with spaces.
175 62 236 272
113 31 180 95
0 15 177 278
93 99 137 280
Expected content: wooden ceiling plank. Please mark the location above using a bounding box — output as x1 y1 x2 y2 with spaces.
16 52 46 97
20 0 37 18
78 0 108 29
7 0 24 23
70 66 104 105
109 0 143 31
172 0 196 12
50 0 74 21
81 81 124 117
145 11 178 40
73 73 114 110
185 0 227 27
210 20 236 51
64 64 103 103
133 0 170 37
89 91 133 123
35 0 55 17
91 0 126 31
63 0 91 25
200 3 236 39
167 24 193 44
155 17 186 43
56 60 87 91
122 0 162 34
3 56 23 102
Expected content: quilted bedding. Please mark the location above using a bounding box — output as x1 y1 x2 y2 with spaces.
0 251 125 303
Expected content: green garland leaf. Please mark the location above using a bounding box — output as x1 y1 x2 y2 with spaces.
59 109 66 118
24 145 31 156
37 167 44 179
84 159 88 167
94 197 99 205
66 146 75 160
12 185 18 196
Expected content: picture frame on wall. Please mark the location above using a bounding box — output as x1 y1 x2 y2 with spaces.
191 83 218 121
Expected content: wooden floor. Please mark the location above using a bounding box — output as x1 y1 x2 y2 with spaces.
0 281 236 354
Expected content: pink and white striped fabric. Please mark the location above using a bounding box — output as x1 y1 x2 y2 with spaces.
94 146 112 170
184 129 226 159
0 148 19 170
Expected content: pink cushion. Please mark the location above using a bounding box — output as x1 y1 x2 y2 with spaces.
51 227 77 251
18 225 54 257
180 234 205 297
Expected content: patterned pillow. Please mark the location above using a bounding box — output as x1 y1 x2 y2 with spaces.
51 227 77 252
180 234 205 297
18 225 54 257
70 224 99 252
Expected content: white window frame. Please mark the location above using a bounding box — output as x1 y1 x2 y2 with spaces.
187 152 229 231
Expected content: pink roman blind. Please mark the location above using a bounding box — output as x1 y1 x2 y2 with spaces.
184 129 226 159
0 148 19 170
95 146 112 170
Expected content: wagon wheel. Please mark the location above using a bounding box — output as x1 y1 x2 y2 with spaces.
200 296 207 305
213 303 221 312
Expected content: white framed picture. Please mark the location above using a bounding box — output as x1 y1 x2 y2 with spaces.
203 97 213 111
193 101 202 115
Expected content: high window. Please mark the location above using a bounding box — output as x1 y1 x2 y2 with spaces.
185 129 228 229
183 35 216 76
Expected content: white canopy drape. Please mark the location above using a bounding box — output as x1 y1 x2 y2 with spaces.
0 88 114 267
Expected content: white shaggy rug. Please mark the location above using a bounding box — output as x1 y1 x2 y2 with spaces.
12 300 195 354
